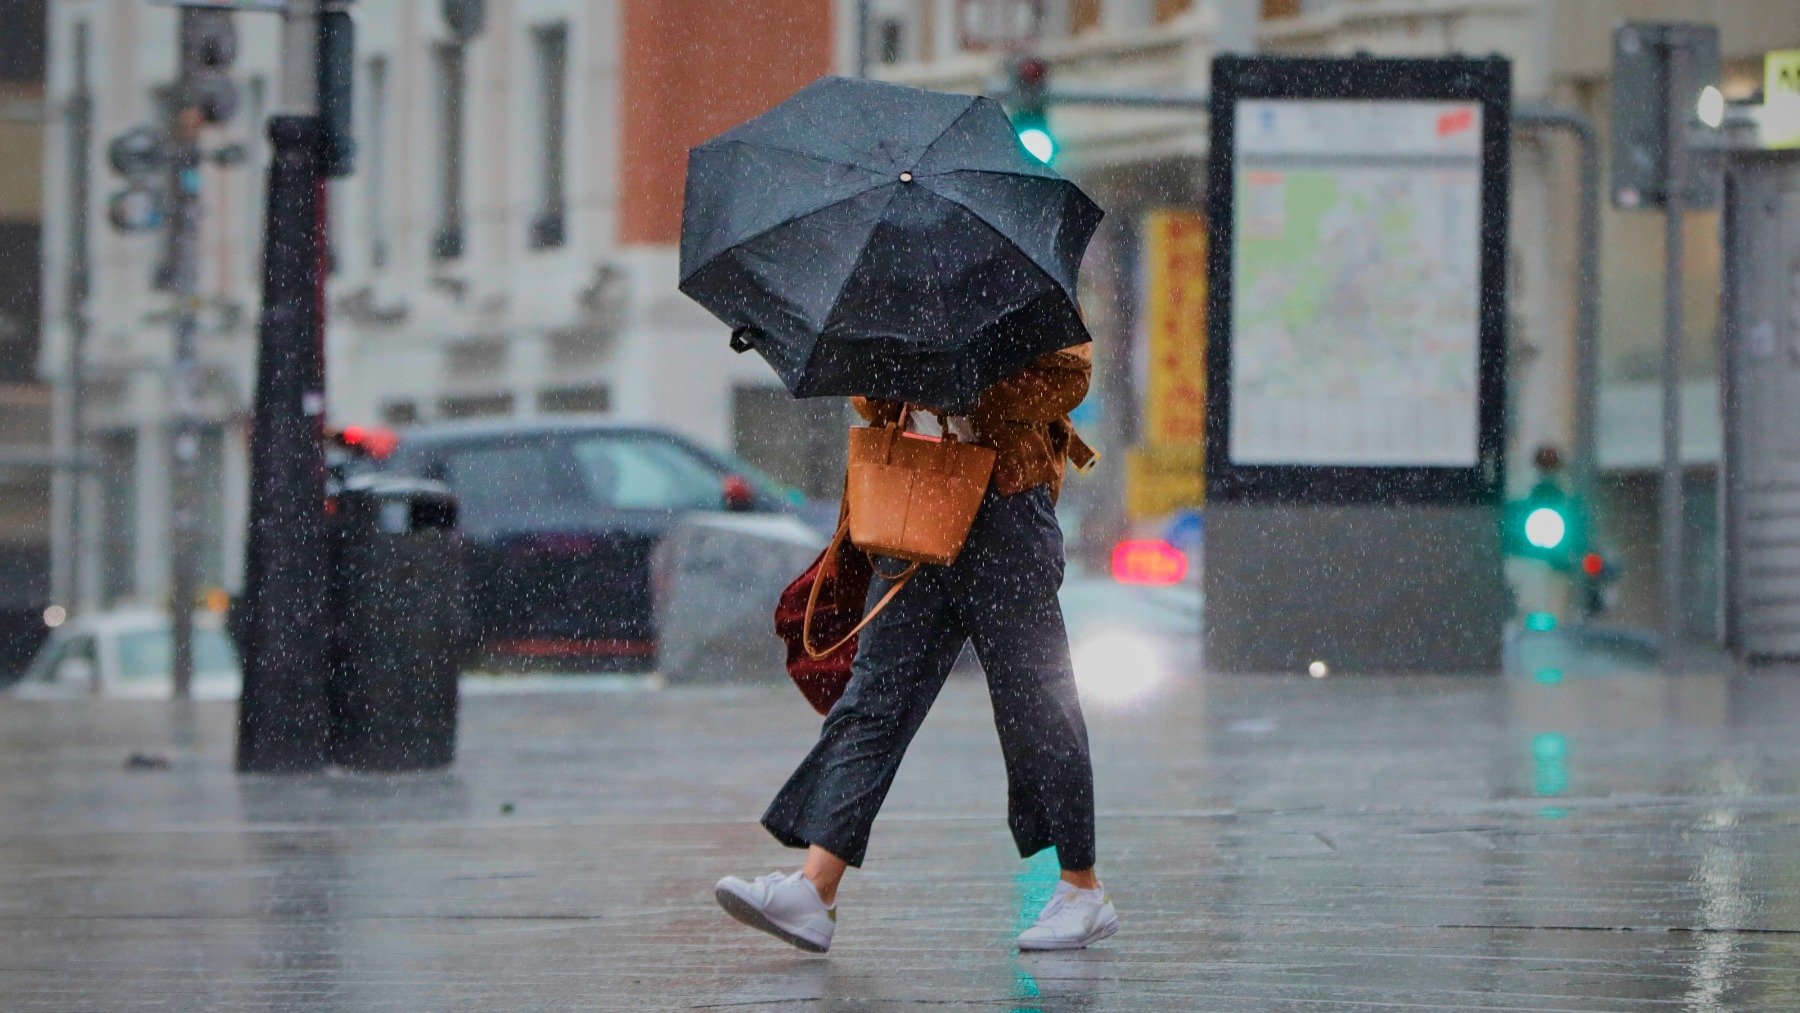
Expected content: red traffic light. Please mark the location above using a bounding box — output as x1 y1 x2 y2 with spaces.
1014 55 1048 87
1580 552 1605 578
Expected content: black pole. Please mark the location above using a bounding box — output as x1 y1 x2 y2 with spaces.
235 115 331 773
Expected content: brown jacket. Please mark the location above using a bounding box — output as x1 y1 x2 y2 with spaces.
852 343 1097 501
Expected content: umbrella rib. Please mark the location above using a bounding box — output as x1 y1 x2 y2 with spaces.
916 182 1076 297
696 136 883 176
679 178 893 285
911 95 984 168
802 184 906 389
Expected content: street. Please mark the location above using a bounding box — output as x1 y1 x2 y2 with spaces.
5 633 1800 1010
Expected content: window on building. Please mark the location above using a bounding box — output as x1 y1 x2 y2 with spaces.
1069 0 1102 35
432 43 466 261
438 392 515 419
446 339 506 375
99 431 137 607
877 18 903 63
381 400 419 426
1155 0 1195 23
537 384 610 414
364 55 390 269
530 23 569 250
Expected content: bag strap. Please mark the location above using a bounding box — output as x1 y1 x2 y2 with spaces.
801 519 920 661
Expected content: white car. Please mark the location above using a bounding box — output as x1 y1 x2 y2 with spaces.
10 609 242 700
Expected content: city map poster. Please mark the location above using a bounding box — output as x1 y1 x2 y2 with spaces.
1228 98 1483 468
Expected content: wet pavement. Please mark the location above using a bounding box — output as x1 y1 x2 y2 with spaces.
5 633 1800 1010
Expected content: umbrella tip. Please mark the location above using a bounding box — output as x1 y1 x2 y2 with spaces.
899 171 913 183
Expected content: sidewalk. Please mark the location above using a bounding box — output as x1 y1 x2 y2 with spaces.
4 641 1800 1009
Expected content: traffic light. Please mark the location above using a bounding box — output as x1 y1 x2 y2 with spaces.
1503 446 1587 571
180 9 239 125
318 6 357 176
1609 22 1720 209
1505 477 1585 568
1006 54 1055 164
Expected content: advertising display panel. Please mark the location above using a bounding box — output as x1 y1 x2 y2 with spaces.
1205 56 1510 504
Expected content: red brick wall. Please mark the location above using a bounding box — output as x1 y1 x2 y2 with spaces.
620 0 834 245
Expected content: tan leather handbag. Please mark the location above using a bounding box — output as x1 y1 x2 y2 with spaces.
846 410 997 566
794 412 997 664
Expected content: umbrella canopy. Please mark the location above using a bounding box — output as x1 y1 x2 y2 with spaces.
679 76 1103 414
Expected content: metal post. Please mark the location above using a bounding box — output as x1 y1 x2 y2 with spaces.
168 14 208 699
52 23 93 616
1513 103 1602 612
1660 37 1688 647
854 0 870 78
278 0 320 114
235 0 331 772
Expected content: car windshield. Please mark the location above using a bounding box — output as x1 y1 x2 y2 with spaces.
439 433 738 526
115 628 239 682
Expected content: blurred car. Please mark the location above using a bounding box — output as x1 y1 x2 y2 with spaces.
375 417 807 671
9 609 241 700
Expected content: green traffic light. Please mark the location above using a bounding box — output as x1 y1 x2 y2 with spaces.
1017 125 1055 163
1523 505 1567 550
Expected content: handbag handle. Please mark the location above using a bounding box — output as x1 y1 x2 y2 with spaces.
801 518 920 661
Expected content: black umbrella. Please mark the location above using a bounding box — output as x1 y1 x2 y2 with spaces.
679 76 1103 414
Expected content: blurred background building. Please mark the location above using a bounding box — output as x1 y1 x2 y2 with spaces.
38 0 849 615
29 0 1800 638
0 0 48 673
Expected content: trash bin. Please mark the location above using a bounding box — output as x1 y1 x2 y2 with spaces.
327 475 469 771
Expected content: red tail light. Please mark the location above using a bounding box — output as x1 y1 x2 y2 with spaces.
722 474 755 511
1112 540 1188 586
337 425 400 460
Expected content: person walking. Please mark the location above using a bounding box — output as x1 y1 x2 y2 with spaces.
715 342 1116 954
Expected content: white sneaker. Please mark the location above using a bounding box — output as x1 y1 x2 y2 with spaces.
1016 881 1119 951
715 870 836 953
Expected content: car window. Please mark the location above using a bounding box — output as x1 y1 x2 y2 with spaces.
116 629 238 682
570 437 725 510
26 634 94 683
442 441 590 529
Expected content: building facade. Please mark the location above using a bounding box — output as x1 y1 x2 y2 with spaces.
39 0 846 613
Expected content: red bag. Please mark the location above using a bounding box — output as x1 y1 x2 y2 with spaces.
775 520 914 715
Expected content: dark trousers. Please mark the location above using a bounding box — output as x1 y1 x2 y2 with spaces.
762 484 1096 870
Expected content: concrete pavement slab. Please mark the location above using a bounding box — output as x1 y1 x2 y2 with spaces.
4 643 1800 1009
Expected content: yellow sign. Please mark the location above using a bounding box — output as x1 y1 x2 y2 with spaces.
1126 444 1203 521
1142 210 1207 446
1128 210 1207 520
1767 49 1800 150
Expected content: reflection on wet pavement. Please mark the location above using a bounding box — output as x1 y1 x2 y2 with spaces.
4 637 1800 1009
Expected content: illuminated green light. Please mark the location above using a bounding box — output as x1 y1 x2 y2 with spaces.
1525 611 1557 632
1533 667 1564 685
1017 126 1055 163
1523 506 1567 549
1539 806 1568 820
1531 732 1568 761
